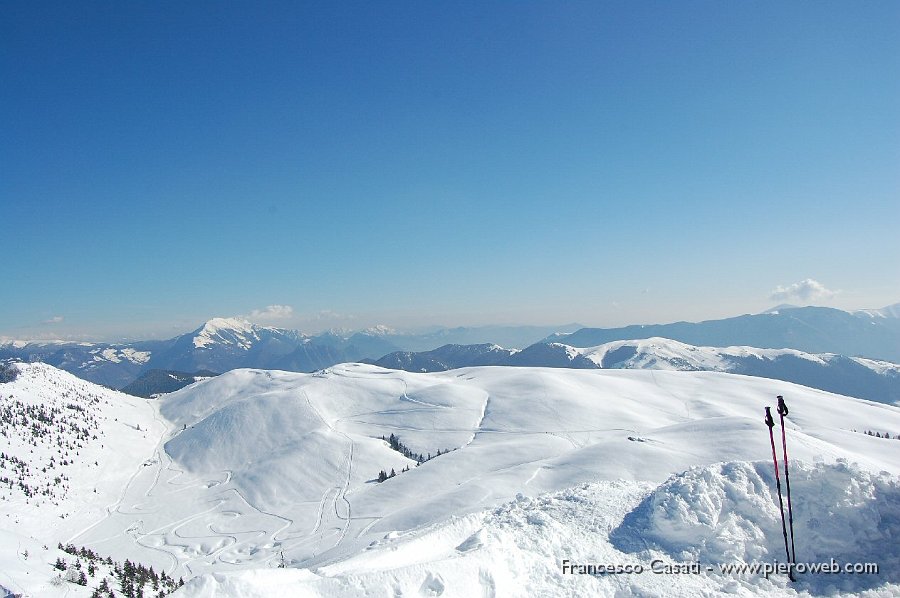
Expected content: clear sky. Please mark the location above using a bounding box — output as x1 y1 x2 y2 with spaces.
2 1 898 341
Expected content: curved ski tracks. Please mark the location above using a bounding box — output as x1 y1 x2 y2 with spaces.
300 388 355 558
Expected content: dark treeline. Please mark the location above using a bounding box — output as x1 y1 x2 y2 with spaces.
57 542 184 597
375 433 456 482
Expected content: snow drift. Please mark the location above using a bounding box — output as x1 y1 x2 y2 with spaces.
613 460 900 593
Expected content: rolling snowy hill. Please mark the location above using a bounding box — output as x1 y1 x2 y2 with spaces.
3 362 900 597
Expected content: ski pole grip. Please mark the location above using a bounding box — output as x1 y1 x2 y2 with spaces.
777 395 788 416
765 406 775 428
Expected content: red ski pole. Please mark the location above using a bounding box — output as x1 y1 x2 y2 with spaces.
766 406 795 581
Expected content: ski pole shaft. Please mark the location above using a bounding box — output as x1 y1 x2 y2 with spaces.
777 396 796 566
766 406 794 581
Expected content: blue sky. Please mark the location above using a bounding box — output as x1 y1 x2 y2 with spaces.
2 1 898 340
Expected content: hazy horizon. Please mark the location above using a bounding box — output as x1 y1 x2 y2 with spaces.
4 3 898 343
2 295 898 344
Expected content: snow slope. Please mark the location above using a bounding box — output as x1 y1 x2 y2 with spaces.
4 362 900 596
178 460 900 597
0 363 164 544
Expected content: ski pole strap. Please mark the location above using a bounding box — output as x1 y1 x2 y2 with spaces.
777 395 788 416
765 406 775 428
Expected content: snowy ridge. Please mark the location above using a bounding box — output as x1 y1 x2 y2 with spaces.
93 347 151 365
554 304 900 363
4 304 899 389
553 342 581 361
579 338 900 404
192 318 264 349
374 337 900 404
580 337 833 370
852 357 900 376
0 339 96 348
854 302 900 319
362 324 396 336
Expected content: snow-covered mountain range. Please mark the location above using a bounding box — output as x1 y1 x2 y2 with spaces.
549 303 900 362
2 305 898 393
372 337 900 405
2 361 900 596
0 320 581 389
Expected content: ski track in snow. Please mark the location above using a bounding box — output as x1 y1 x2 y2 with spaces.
64 397 169 545
300 388 356 559
70 392 300 577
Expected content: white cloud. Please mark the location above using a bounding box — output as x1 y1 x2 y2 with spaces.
42 316 64 324
769 279 838 303
247 305 294 322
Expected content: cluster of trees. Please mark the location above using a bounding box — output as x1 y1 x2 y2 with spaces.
854 429 900 440
0 361 18 383
0 451 66 499
381 433 452 464
376 466 409 482
57 542 184 597
375 433 455 483
0 379 105 505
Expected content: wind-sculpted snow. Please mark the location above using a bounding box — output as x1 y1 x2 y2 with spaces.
613 460 900 593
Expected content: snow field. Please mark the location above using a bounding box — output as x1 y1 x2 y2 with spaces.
5 361 900 596
177 461 900 597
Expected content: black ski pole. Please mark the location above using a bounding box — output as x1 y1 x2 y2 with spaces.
765 406 795 581
777 395 796 567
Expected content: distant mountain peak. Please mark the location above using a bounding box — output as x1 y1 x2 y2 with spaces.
362 324 396 336
761 303 801 314
198 316 254 331
193 317 260 349
854 302 900 319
